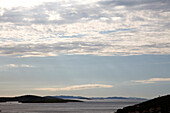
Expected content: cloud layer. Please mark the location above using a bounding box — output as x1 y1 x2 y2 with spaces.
34 84 113 91
134 78 170 84
4 64 34 68
0 0 170 57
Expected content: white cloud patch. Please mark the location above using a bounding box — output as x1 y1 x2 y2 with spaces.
0 0 169 57
4 64 34 68
133 78 170 84
34 84 113 91
0 0 58 8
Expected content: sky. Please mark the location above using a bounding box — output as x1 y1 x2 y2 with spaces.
0 0 170 98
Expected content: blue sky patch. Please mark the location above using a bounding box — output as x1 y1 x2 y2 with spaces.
99 28 135 34
60 34 86 38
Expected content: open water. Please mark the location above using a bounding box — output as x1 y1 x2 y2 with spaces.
0 99 145 113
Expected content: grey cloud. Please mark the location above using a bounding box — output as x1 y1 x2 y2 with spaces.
141 43 170 48
0 0 170 57
98 0 170 10
0 6 56 25
0 40 169 57
0 1 112 25
1 0 169 25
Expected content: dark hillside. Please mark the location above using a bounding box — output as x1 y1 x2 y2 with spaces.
116 95 170 113
0 95 83 103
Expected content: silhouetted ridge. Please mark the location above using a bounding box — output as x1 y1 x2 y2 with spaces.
0 95 83 103
116 95 170 113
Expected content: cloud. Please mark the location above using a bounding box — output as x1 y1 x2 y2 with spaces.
0 0 169 57
133 78 170 84
34 84 113 91
0 0 59 8
4 64 34 68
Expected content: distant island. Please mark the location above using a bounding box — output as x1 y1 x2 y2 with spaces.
50 95 147 100
116 95 170 113
0 95 83 103
0 95 147 104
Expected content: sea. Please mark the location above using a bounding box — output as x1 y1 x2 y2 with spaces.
0 99 145 113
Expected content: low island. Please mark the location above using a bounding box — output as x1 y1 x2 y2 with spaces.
0 95 83 103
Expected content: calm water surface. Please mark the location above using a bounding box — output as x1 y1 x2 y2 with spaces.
0 99 145 113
